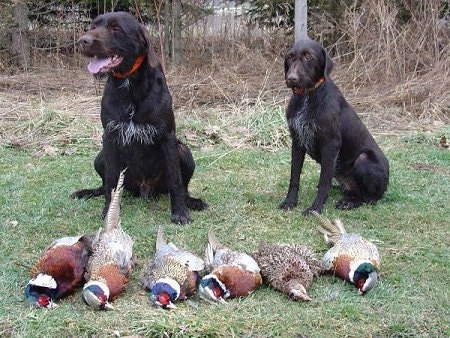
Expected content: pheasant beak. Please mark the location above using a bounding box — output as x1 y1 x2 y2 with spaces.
103 301 115 310
357 271 378 294
165 301 177 309
289 285 312 301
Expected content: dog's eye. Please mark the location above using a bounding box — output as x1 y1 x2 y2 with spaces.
304 52 312 60
286 52 295 59
108 23 121 32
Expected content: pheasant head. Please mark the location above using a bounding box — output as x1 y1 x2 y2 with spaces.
198 273 229 305
351 262 378 294
24 273 58 309
149 277 180 309
82 280 114 310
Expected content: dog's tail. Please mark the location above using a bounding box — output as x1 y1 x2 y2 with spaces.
70 187 104 199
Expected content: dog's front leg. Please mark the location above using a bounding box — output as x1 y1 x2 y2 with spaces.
162 133 190 224
280 140 306 211
303 145 338 215
101 146 123 218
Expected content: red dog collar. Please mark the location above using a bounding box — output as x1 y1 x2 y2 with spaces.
113 55 145 79
294 77 325 95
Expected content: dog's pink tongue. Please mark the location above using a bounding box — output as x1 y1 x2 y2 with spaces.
87 57 112 74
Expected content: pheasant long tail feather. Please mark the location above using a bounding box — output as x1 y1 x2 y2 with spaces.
310 211 346 244
205 242 214 269
105 168 127 231
155 225 167 250
207 228 224 251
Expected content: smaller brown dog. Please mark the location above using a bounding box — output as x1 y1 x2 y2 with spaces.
280 38 389 215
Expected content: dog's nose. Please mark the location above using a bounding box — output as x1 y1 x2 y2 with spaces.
286 71 299 86
78 34 93 47
286 71 299 83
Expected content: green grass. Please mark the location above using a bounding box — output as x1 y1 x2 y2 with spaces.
0 111 449 337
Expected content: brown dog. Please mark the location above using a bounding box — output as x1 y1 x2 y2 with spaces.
280 38 389 215
71 12 207 224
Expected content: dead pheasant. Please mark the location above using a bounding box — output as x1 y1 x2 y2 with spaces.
24 235 93 309
253 243 323 301
142 226 205 309
198 229 262 305
82 169 134 310
311 211 381 294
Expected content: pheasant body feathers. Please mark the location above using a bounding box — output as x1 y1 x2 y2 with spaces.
199 229 262 304
25 235 92 308
142 226 205 309
312 211 381 294
253 243 322 301
83 169 134 310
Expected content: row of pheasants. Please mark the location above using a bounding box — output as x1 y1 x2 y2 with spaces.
25 170 381 310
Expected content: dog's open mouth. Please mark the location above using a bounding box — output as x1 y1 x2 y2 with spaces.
87 55 123 74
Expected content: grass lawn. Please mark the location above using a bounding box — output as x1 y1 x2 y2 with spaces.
0 106 449 337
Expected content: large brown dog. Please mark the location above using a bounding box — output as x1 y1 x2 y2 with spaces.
280 38 389 215
71 12 207 224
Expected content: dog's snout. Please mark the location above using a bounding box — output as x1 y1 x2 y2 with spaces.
78 33 93 47
286 69 299 86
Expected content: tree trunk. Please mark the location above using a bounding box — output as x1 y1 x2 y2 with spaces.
172 0 182 66
295 0 308 42
10 1 30 70
164 0 171 64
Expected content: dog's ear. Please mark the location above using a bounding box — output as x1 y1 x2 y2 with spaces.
283 43 295 75
139 25 159 69
323 48 333 78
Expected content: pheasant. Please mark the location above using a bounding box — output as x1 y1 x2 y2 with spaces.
198 229 262 305
311 211 381 294
252 243 323 301
142 226 205 309
24 235 93 309
82 169 134 310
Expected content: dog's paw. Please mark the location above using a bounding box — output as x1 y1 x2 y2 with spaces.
335 199 362 210
302 206 323 216
171 209 191 225
279 200 297 211
186 197 208 211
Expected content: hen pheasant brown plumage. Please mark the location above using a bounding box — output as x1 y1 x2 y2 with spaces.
312 211 381 294
198 229 262 304
25 235 93 308
82 169 134 310
142 226 205 309
253 243 323 301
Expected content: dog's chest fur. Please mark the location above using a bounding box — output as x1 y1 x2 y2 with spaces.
105 103 162 146
288 97 318 153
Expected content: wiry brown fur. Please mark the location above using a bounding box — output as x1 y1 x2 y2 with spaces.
281 37 389 215
71 12 207 224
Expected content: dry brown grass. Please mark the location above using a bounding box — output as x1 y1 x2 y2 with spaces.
0 1 449 149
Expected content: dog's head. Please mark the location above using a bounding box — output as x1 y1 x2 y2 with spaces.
284 38 333 92
78 12 159 77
